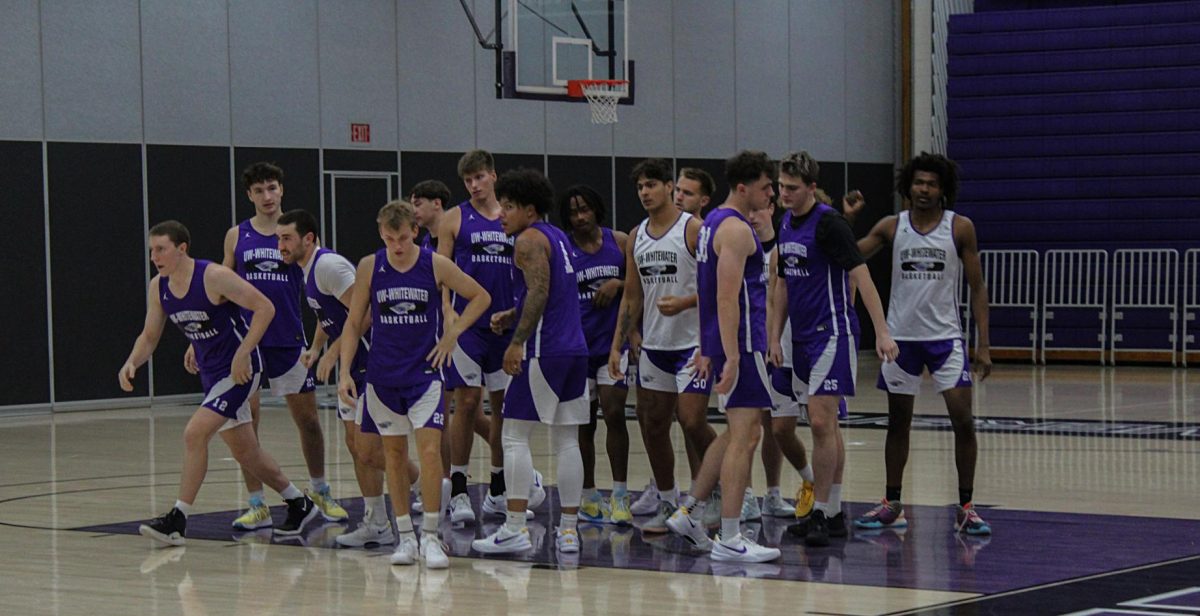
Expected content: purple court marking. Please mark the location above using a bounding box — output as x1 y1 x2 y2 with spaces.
74 485 1200 595
1122 586 1200 610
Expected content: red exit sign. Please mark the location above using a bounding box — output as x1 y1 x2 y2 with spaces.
350 123 371 144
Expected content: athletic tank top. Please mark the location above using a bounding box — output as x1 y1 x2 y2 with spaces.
234 219 306 347
697 208 767 358
762 237 792 366
634 212 700 351
778 204 859 341
451 201 514 329
304 248 369 375
888 210 963 340
368 248 441 386
569 227 624 357
513 222 588 358
160 259 260 379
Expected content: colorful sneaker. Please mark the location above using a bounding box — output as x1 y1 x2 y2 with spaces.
641 500 674 534
335 521 395 547
666 506 712 550
448 493 475 525
420 536 450 569
711 532 780 563
740 488 762 522
139 508 187 547
955 503 992 536
580 491 607 524
308 487 349 522
232 504 272 530
854 499 907 529
390 534 418 565
276 496 319 535
472 525 533 554
556 528 581 553
630 480 659 516
609 492 633 526
762 492 795 518
794 480 815 519
528 470 547 510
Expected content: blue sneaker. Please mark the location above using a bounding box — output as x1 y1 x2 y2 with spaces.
955 503 991 536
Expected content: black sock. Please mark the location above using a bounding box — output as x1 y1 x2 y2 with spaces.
451 471 468 496
886 486 902 503
959 488 973 507
490 470 506 497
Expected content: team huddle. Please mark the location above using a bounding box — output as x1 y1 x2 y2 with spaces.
118 148 993 568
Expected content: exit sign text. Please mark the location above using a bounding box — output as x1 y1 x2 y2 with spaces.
350 123 371 144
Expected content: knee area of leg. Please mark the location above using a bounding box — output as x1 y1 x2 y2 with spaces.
550 426 580 455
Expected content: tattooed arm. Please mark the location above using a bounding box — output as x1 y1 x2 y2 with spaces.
503 228 551 375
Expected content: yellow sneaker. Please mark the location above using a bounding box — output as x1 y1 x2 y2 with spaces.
231 504 272 530
794 480 815 519
609 493 633 526
580 492 606 523
307 488 349 522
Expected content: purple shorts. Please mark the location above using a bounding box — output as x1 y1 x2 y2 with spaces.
792 334 858 399
444 326 512 392
710 352 772 413
259 345 316 396
504 355 590 425
200 370 261 431
364 380 445 436
878 339 972 395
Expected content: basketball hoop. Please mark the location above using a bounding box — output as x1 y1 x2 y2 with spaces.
567 79 628 124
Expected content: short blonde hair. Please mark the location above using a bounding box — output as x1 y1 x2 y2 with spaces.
377 200 417 230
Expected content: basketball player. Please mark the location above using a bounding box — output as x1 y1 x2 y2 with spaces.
471 168 588 555
338 200 492 568
609 159 717 534
123 221 317 546
559 184 632 525
768 151 898 547
437 151 544 523
674 167 715 217
412 179 452 252
851 152 993 536
664 150 779 562
276 210 421 547
193 162 344 530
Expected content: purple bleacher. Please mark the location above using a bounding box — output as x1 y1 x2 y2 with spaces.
949 67 1200 97
957 2 1200 31
958 156 1200 179
948 88 1200 118
949 45 1200 77
949 110 1200 139
948 23 1200 55
949 132 1200 159
958 177 1200 200
959 199 1192 222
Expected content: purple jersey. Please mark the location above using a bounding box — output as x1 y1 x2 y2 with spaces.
778 204 860 340
368 247 441 387
512 222 587 358
234 219 306 347
160 259 260 380
697 207 767 358
568 227 624 357
305 248 369 376
451 201 514 329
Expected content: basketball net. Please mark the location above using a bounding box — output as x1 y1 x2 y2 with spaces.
582 82 622 124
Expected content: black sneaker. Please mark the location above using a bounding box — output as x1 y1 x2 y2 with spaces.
804 510 830 547
139 508 187 547
828 512 848 538
275 496 318 535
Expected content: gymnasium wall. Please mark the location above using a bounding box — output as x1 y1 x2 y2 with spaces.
0 0 900 410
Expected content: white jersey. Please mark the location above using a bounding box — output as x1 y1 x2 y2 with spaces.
635 212 700 351
888 210 963 341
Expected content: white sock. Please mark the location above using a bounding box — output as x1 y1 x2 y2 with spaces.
681 495 698 510
815 501 833 515
421 510 439 533
767 486 781 498
310 476 328 493
280 484 303 500
721 517 740 541
173 500 193 517
364 495 388 525
451 464 469 478
395 514 414 535
830 484 843 514
560 513 578 532
799 465 814 483
504 510 526 533
247 490 265 507
613 481 628 495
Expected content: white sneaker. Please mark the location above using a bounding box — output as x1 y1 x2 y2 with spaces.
448 493 475 525
335 521 395 547
440 478 452 517
528 471 546 510
740 488 762 522
667 506 713 550
481 492 507 517
630 480 659 516
711 532 780 563
556 528 580 553
762 492 796 518
390 534 419 565
420 537 450 569
471 525 533 554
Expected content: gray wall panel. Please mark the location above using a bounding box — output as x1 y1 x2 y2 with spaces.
229 0 320 147
397 1 475 152
613 0 673 157
0 1 43 141
844 0 896 163
141 0 230 145
789 0 846 161
672 0 735 158
319 0 398 150
546 103 615 157
735 0 790 155
41 0 142 142
473 4 544 155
